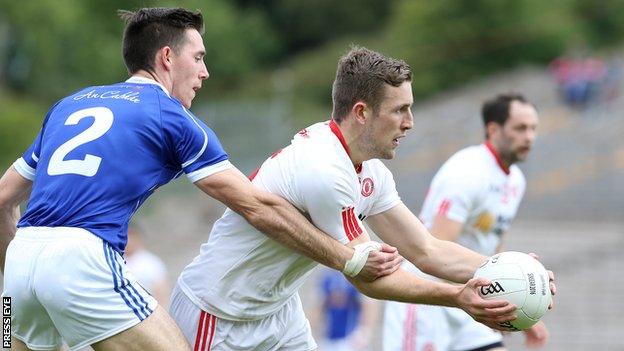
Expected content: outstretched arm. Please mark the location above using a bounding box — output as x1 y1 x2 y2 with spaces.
0 166 32 272
194 167 401 281
344 230 516 331
367 202 486 283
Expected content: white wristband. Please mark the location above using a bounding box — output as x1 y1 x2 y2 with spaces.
342 241 383 277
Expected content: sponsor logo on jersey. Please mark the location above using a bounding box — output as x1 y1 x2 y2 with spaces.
361 178 374 197
473 212 495 233
73 89 141 103
480 282 505 295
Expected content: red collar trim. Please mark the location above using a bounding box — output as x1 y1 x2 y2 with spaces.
329 120 362 173
485 142 510 175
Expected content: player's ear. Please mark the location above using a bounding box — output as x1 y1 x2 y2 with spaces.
352 101 369 125
485 121 501 140
158 46 174 70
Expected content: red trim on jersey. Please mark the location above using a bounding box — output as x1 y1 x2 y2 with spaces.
437 199 452 216
349 207 362 239
207 314 216 350
341 210 353 241
341 206 362 241
194 311 208 351
195 311 217 351
485 142 510 175
248 168 260 181
329 120 362 173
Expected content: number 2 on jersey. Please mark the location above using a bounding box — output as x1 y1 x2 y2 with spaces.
47 107 114 177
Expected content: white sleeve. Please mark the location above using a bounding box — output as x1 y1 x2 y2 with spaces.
297 159 362 244
367 164 401 216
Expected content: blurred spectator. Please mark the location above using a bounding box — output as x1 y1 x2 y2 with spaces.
313 268 378 351
549 54 606 108
125 223 170 308
601 58 622 105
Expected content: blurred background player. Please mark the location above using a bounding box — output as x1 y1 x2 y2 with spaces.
125 223 170 308
383 93 549 351
311 268 378 351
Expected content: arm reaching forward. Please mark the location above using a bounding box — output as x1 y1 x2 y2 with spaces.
344 229 517 331
367 202 487 283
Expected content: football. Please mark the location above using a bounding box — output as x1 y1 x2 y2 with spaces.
474 251 552 331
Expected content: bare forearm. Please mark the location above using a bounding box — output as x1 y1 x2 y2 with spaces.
414 238 486 284
348 268 461 307
245 193 352 272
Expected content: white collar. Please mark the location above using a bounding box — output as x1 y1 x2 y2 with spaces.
125 76 170 96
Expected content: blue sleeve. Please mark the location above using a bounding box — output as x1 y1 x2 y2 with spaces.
161 104 231 182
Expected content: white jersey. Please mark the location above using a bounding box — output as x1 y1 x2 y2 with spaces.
178 120 401 321
419 143 526 255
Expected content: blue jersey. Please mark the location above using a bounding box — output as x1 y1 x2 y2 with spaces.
14 77 231 253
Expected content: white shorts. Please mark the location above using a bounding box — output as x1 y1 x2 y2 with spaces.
382 301 502 351
169 284 317 351
2 227 157 351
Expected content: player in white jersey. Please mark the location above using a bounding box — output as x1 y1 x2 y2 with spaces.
383 94 550 351
0 9 401 351
171 48 556 350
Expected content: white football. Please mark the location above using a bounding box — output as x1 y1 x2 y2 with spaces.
474 251 552 331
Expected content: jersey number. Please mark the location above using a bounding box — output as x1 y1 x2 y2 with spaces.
47 107 114 177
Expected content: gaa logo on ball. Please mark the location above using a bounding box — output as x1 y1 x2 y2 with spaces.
474 251 552 331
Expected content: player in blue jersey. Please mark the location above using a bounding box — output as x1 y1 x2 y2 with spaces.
0 8 401 351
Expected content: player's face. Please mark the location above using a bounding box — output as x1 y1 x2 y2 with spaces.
170 29 209 108
363 81 414 160
497 101 539 164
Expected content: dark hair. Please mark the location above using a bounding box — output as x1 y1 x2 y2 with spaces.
481 93 533 137
332 46 412 123
119 7 204 74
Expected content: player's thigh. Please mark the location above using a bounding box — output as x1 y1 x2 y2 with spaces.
91 305 190 351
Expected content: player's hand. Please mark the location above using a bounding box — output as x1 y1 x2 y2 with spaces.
355 243 402 282
528 252 556 308
523 321 549 348
457 277 517 331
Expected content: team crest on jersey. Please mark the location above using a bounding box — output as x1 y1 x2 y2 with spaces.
473 211 495 233
361 178 374 197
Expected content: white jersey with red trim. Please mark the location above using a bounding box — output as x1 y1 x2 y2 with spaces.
177 120 401 321
419 143 526 256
